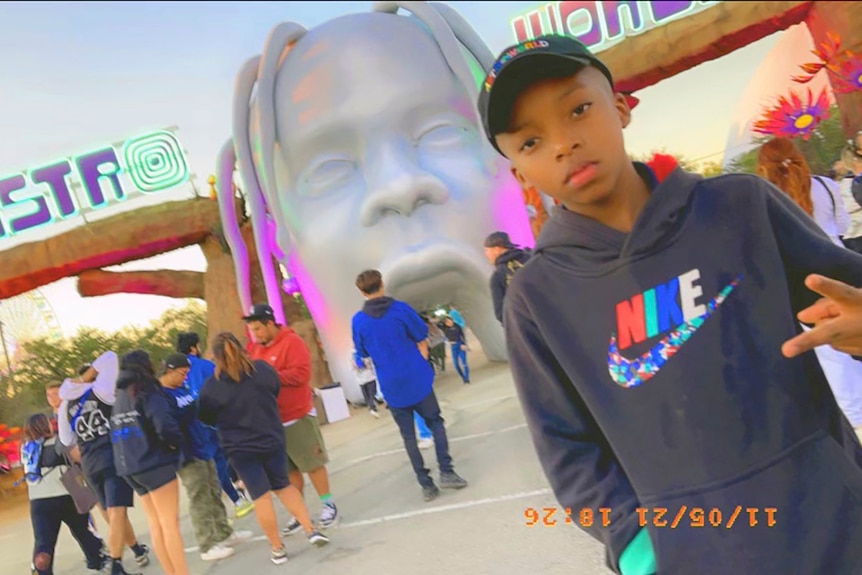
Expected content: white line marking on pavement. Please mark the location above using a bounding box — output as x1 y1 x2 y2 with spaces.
338 488 554 529
183 484 552 553
455 394 516 410
334 423 528 471
185 534 271 553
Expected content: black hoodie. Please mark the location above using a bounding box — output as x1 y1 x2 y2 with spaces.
111 367 182 477
505 165 862 574
491 248 532 322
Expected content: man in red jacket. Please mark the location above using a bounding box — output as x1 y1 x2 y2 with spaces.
243 304 339 531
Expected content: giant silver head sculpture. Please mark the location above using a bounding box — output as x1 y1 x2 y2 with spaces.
215 1 533 402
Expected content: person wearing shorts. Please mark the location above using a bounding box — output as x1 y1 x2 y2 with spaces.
58 351 149 575
244 304 339 531
199 332 330 565
111 350 189 575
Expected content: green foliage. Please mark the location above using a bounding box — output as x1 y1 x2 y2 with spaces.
724 105 847 176
0 301 207 426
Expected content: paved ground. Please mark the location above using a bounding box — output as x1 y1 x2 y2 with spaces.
0 352 609 575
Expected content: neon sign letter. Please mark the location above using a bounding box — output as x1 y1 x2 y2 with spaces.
30 162 77 218
0 129 189 242
76 148 125 208
510 1 721 52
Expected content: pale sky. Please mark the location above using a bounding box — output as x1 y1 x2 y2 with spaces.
0 1 780 337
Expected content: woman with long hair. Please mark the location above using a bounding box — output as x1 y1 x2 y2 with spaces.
757 137 862 442
21 412 105 574
757 137 850 245
198 332 329 565
110 350 188 575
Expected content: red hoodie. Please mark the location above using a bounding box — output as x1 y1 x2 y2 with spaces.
246 326 313 424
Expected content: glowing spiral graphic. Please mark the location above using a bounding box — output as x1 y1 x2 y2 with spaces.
122 130 189 193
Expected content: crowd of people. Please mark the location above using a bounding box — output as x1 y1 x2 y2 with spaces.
19 307 339 574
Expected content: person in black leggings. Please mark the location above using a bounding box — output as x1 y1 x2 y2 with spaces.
21 412 106 574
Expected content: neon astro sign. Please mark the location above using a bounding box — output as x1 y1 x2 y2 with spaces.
0 129 189 240
511 1 721 52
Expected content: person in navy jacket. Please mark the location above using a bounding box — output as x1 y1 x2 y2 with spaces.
110 350 189 575
479 34 862 575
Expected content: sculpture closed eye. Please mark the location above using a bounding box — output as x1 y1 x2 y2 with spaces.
415 123 472 152
300 158 358 197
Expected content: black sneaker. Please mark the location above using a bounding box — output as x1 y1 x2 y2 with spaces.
111 559 142 575
422 484 440 502
440 471 468 490
133 545 149 567
281 518 303 536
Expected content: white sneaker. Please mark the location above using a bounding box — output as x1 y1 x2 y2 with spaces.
221 529 253 547
417 438 433 450
201 544 235 561
370 409 380 419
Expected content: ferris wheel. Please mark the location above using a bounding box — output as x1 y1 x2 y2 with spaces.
0 290 63 371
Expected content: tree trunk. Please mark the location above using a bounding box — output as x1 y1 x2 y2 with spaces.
77 269 204 299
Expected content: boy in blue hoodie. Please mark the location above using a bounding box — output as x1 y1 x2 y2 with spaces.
479 35 862 575
352 269 468 501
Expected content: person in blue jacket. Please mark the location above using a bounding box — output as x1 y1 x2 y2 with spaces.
479 34 862 575
110 350 189 575
159 353 252 562
352 269 468 501
176 332 254 518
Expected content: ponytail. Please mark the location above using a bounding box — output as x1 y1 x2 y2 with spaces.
212 332 255 382
756 137 813 216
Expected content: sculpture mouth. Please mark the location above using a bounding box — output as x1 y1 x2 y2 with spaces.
381 242 488 309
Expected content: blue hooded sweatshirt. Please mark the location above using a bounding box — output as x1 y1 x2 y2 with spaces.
352 297 433 408
163 384 216 462
111 367 183 477
505 166 862 575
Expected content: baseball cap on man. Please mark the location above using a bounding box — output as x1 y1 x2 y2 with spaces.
478 35 635 156
484 231 517 249
242 303 276 323
164 353 191 370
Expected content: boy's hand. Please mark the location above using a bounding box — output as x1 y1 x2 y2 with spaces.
782 274 862 357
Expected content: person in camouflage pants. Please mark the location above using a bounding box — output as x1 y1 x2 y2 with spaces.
159 354 253 561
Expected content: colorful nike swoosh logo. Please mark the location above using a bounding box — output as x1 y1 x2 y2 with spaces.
607 276 741 388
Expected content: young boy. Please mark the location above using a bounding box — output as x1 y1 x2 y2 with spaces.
478 35 862 575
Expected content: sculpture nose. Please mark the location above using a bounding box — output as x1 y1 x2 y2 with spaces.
359 138 449 227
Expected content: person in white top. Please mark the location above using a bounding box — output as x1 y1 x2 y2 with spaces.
838 144 862 253
21 412 106 574
757 137 862 440
352 352 380 418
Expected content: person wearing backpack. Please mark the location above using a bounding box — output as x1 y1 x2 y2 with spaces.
484 231 532 324
21 412 106 574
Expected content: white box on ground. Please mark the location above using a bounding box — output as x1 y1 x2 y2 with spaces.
317 385 351 423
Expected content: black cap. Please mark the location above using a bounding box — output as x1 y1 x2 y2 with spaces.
164 353 191 370
484 231 517 249
478 35 615 156
242 303 276 323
